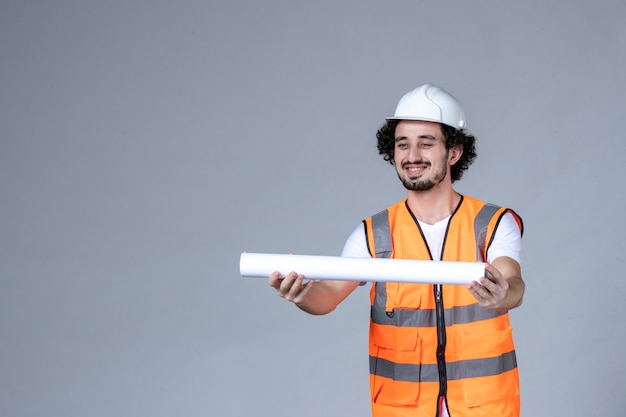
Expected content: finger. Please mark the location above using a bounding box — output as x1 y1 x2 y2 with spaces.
296 278 315 300
285 273 306 301
477 282 492 298
472 282 494 304
468 282 482 296
276 271 298 297
479 276 497 291
484 263 503 282
268 271 283 288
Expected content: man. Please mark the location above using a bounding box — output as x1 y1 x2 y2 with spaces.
269 84 524 417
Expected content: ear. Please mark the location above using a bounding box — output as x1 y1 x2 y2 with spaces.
448 145 463 166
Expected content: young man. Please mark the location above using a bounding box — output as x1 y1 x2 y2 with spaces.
269 84 524 417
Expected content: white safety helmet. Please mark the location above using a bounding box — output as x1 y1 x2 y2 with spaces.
387 84 466 129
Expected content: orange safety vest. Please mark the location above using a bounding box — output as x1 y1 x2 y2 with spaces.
363 195 523 417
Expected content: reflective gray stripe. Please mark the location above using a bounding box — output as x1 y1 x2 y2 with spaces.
370 209 392 311
370 350 517 382
371 209 392 258
371 303 505 327
474 203 502 261
370 356 431 382
371 304 436 327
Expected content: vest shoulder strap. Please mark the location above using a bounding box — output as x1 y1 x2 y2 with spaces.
365 209 392 258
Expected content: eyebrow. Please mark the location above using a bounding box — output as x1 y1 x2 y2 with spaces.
395 134 438 142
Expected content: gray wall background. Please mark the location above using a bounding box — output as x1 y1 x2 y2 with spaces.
2 1 625 416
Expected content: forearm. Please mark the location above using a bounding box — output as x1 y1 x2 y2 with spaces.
495 275 525 312
295 280 360 315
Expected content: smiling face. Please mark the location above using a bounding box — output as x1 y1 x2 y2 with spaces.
393 120 460 192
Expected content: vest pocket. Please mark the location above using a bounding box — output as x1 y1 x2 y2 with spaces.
455 327 519 407
371 326 421 406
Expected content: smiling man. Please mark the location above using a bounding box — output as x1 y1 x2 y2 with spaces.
269 84 525 417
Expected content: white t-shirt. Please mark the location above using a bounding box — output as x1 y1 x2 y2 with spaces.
341 212 521 265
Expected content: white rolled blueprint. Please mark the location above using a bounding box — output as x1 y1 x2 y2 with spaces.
239 252 485 285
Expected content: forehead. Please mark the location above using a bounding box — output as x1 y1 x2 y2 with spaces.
395 120 444 139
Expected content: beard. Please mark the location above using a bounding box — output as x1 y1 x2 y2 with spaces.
397 154 448 192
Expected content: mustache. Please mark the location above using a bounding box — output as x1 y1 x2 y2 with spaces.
402 160 431 169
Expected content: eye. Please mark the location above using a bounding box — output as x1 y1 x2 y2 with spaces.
396 142 407 149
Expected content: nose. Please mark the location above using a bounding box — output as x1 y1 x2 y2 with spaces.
407 143 422 162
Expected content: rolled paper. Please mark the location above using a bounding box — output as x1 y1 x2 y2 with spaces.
240 252 485 285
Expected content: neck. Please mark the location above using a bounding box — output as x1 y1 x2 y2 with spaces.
406 184 461 225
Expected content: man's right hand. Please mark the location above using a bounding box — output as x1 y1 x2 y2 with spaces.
268 271 316 305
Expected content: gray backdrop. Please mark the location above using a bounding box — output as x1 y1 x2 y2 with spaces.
2 1 625 416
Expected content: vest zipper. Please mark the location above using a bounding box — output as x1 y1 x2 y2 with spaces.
403 198 462 416
434 283 448 417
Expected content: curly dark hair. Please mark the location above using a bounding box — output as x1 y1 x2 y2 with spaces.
376 120 477 183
